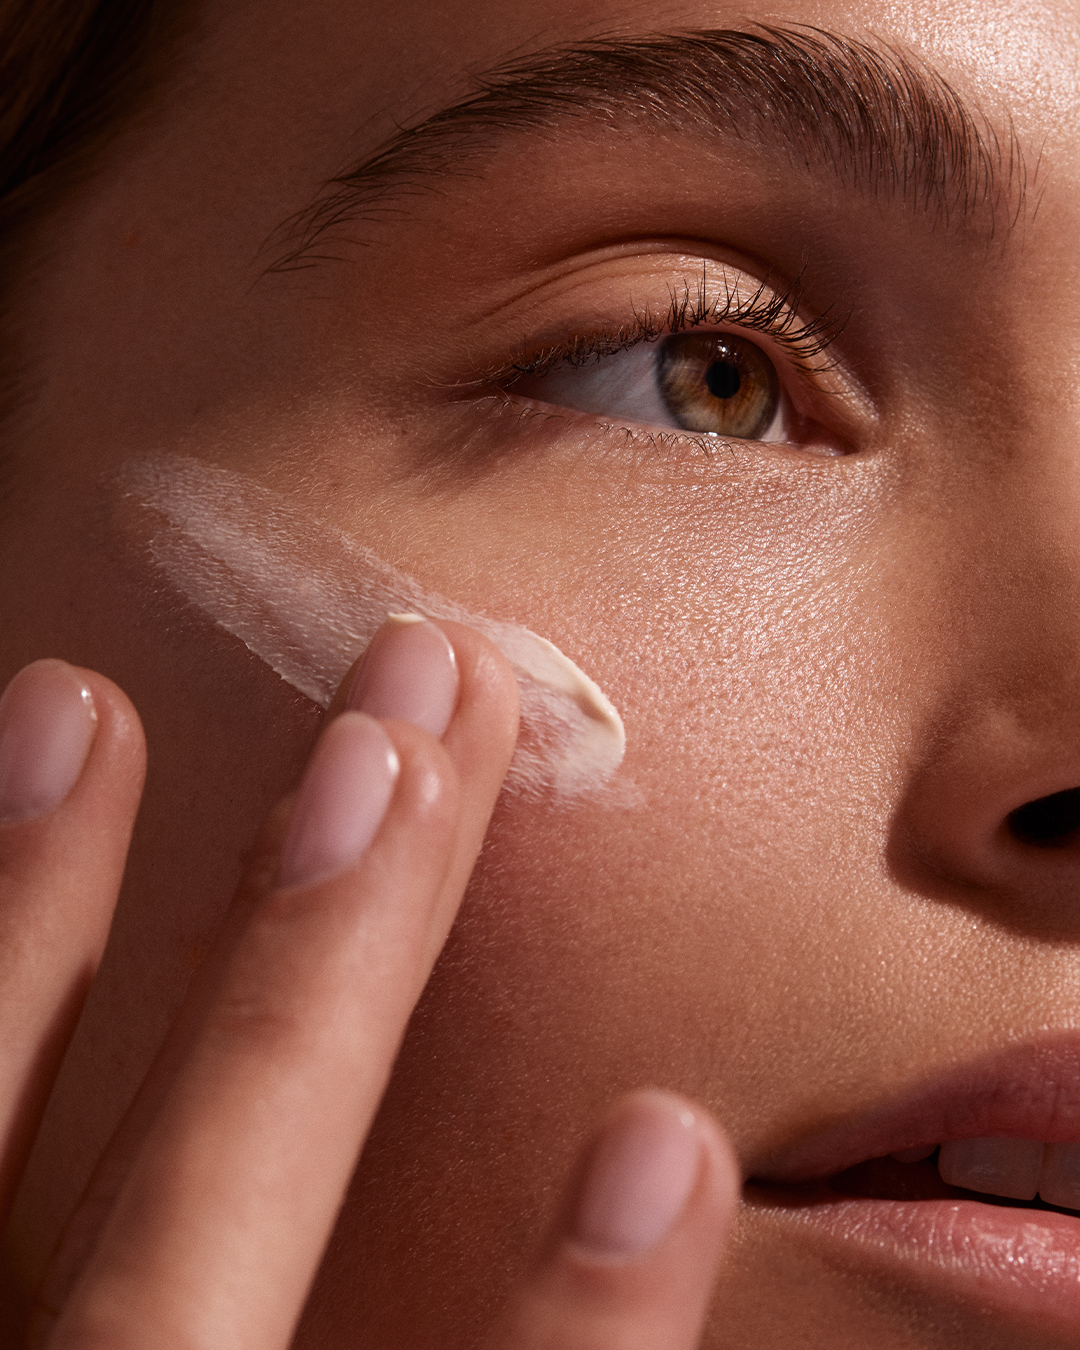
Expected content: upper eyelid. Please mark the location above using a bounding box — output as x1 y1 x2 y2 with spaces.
502 304 848 413
472 269 850 392
507 308 836 386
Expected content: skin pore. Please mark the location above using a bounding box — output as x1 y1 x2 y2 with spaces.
2 0 1080 1344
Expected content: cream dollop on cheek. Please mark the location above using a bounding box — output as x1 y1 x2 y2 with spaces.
114 454 626 802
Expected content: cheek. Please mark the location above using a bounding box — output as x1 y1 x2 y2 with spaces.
299 590 895 1346
113 452 627 804
344 459 907 1130
350 447 978 1218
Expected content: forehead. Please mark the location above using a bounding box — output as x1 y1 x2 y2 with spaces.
191 0 1078 172
142 0 1076 313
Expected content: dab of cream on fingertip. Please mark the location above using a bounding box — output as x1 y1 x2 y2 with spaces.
113 454 628 803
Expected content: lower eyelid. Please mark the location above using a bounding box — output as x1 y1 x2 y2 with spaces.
446 388 853 484
498 383 851 461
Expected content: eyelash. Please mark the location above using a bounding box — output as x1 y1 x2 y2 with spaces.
488 269 848 390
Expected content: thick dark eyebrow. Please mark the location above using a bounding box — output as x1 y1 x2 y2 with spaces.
268 24 1027 271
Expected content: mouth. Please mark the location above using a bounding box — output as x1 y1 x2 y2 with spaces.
745 1036 1080 1333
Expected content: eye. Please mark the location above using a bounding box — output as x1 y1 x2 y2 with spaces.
508 331 790 441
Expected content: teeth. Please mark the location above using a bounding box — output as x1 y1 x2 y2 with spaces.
878 1137 1080 1207
1039 1143 1080 1209
938 1138 1044 1200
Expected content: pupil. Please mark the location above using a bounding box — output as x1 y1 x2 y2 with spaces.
705 360 741 400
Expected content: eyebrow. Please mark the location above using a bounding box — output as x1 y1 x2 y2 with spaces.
269 24 1027 271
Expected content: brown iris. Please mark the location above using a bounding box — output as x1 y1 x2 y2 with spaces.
658 333 780 437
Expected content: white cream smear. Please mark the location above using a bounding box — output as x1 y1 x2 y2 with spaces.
117 454 626 801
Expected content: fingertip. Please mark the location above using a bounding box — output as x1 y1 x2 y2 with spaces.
74 663 146 735
568 1089 740 1261
0 660 145 826
329 614 517 723
277 712 401 890
67 664 148 804
569 1090 706 1261
432 620 519 776
328 615 519 790
486 1091 737 1350
346 616 460 739
694 1098 742 1244
435 618 519 713
0 661 98 824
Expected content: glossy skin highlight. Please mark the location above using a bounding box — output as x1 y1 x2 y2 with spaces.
1 0 1080 1345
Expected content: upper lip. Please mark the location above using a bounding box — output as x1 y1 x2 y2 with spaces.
754 1034 1080 1185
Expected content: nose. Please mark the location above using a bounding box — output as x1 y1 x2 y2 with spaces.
889 536 1080 933
882 272 1080 929
895 696 1080 915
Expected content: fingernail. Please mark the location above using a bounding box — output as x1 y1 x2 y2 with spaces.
570 1094 701 1259
0 660 98 824
279 712 399 888
348 614 458 739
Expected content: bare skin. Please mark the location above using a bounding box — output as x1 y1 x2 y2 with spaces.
1 0 1080 1344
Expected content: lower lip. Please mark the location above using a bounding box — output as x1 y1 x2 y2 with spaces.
749 1184 1080 1332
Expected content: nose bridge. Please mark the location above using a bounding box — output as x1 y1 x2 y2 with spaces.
887 453 1080 931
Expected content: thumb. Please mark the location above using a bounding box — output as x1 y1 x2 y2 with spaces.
485 1090 739 1350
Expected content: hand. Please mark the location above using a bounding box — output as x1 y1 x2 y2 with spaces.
0 618 739 1348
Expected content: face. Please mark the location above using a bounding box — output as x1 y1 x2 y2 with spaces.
3 0 1080 1344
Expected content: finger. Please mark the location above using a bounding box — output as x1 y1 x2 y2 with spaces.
485 1091 739 1350
320 611 518 973
34 618 517 1329
345 614 521 967
47 625 518 1350
334 611 519 852
0 660 144 1220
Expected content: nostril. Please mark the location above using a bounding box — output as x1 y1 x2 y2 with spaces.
1007 788 1080 847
